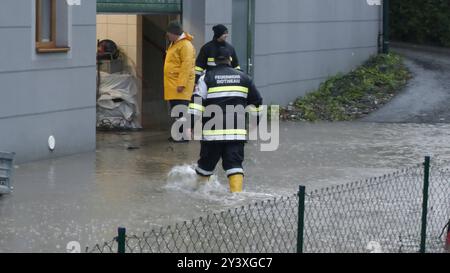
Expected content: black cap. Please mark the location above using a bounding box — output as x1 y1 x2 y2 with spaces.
213 24 228 40
167 21 183 35
216 47 231 61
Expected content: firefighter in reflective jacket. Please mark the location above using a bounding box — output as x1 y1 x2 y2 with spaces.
188 47 263 193
195 24 241 84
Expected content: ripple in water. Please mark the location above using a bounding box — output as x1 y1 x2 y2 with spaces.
164 165 276 206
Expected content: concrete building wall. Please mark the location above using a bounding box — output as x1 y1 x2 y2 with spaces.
197 0 381 105
182 0 206 52
0 0 97 163
253 0 382 105
182 0 233 50
205 0 232 43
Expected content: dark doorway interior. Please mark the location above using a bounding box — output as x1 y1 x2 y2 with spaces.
141 14 179 130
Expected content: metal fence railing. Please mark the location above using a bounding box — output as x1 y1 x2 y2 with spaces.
85 157 450 253
304 157 448 253
87 194 299 253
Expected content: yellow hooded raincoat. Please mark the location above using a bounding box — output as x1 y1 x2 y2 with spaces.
164 32 196 101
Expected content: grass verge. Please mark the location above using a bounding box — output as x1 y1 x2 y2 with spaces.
280 53 411 121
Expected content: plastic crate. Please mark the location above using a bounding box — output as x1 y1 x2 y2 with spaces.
0 151 15 195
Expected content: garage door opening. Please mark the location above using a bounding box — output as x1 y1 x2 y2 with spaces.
141 14 180 130
96 12 180 132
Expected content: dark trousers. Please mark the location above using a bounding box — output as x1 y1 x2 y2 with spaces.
168 100 189 136
168 100 189 119
169 100 189 109
196 141 245 177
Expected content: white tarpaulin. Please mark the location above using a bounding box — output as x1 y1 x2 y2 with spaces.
97 72 141 129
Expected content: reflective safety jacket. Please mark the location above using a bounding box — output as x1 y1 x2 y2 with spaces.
188 63 263 142
195 40 240 83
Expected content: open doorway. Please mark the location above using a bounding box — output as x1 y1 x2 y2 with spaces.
141 14 179 130
96 13 180 132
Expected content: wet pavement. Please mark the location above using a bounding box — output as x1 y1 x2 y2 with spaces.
363 46 450 123
1 122 450 252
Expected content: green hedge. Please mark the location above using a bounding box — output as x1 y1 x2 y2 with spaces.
390 0 450 47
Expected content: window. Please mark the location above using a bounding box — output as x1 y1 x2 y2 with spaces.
36 0 70 53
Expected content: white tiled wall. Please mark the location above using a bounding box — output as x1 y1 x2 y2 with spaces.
96 14 141 75
96 14 143 126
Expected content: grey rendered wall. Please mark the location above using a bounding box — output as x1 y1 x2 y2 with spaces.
0 0 97 163
254 0 382 105
182 0 206 51
205 0 232 42
183 0 232 49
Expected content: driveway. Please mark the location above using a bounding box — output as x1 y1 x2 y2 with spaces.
362 43 450 123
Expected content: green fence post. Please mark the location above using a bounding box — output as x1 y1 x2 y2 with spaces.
420 156 430 253
382 0 390 54
297 185 306 253
118 227 126 254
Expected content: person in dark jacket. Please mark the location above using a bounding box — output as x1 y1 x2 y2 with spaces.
194 24 241 83
188 47 263 193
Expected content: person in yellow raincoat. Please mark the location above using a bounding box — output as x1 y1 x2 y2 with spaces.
164 21 196 142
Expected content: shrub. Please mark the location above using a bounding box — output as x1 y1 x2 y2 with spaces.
390 0 450 47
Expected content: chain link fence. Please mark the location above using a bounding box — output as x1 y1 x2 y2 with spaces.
86 157 450 253
304 160 449 253
86 194 299 253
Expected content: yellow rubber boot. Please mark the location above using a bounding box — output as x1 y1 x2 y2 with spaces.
228 174 244 193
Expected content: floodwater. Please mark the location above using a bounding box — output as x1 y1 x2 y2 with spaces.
1 121 450 252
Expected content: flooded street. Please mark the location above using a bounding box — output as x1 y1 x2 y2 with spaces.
1 121 450 252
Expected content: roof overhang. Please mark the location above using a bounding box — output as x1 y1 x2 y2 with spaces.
97 0 182 14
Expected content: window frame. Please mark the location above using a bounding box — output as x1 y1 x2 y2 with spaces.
35 0 70 53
